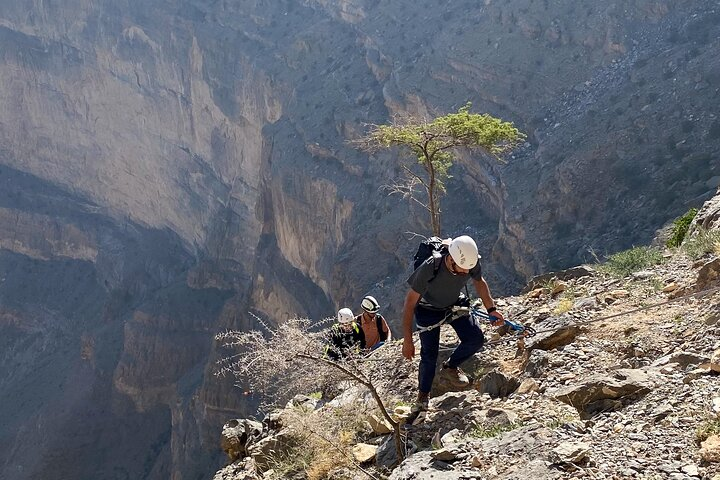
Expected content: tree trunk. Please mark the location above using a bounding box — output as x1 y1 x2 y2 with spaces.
428 168 441 236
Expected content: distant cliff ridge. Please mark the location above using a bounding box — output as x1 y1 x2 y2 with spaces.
0 0 719 478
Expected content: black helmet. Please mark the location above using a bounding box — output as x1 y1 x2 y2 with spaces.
361 295 380 313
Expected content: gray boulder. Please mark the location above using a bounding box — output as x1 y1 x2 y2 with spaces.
550 441 591 464
689 187 720 233
475 371 520 398
524 349 550 377
526 314 581 351
651 351 710 369
376 434 401 469
247 428 297 470
220 419 263 461
553 369 656 414
388 450 481 479
696 258 720 290
285 394 322 411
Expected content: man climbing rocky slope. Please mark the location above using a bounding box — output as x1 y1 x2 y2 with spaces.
2 2 720 478
214 193 720 479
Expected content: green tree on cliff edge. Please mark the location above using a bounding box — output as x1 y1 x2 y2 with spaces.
356 104 525 235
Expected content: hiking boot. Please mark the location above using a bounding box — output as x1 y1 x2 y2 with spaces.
411 398 428 414
441 361 470 388
405 398 429 427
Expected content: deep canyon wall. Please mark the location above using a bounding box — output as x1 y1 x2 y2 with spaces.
0 1 718 478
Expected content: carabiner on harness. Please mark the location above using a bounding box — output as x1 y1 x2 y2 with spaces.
415 313 453 334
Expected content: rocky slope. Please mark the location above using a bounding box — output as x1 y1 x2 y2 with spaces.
213 220 720 479
1 1 719 479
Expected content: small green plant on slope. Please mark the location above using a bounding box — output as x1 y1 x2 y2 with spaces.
543 413 580 430
649 277 664 291
553 297 574 315
264 443 314 480
355 103 524 236
695 417 720 444
471 421 525 438
598 246 665 278
681 228 720 260
553 286 577 315
666 208 697 248
541 277 560 295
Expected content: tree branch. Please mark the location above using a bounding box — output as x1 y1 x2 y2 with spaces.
297 353 372 387
382 184 431 213
296 353 401 446
401 164 428 189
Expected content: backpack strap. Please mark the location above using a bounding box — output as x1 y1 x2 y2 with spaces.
431 250 443 272
376 314 388 341
427 250 444 281
353 321 366 348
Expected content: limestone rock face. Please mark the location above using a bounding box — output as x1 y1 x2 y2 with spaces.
1 1 719 479
220 419 263 462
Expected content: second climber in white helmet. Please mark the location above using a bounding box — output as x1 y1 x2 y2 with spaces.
356 295 392 351
401 235 504 415
324 307 364 360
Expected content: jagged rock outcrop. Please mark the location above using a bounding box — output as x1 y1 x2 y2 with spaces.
702 436 720 463
697 258 720 291
221 419 263 462
691 186 720 232
2 1 720 479
523 266 594 293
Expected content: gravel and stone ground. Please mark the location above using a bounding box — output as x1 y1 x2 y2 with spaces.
215 248 720 480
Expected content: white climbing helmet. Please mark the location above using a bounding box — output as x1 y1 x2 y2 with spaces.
361 295 380 313
448 235 479 269
337 308 354 324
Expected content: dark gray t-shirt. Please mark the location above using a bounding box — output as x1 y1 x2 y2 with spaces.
407 254 483 309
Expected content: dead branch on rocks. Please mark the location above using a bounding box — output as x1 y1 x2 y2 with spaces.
215 317 406 463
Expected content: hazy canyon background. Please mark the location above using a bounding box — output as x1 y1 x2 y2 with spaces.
0 0 719 479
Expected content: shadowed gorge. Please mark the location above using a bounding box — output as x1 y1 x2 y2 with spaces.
0 0 719 478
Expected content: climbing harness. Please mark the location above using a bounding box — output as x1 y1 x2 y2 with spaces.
414 309 456 334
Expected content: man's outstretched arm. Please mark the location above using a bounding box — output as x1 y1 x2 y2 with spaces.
473 277 504 325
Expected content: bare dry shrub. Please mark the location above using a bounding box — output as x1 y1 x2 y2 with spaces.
264 442 312 479
216 317 407 463
279 405 368 480
216 317 330 404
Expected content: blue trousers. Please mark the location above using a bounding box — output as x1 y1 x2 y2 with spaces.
415 305 485 394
